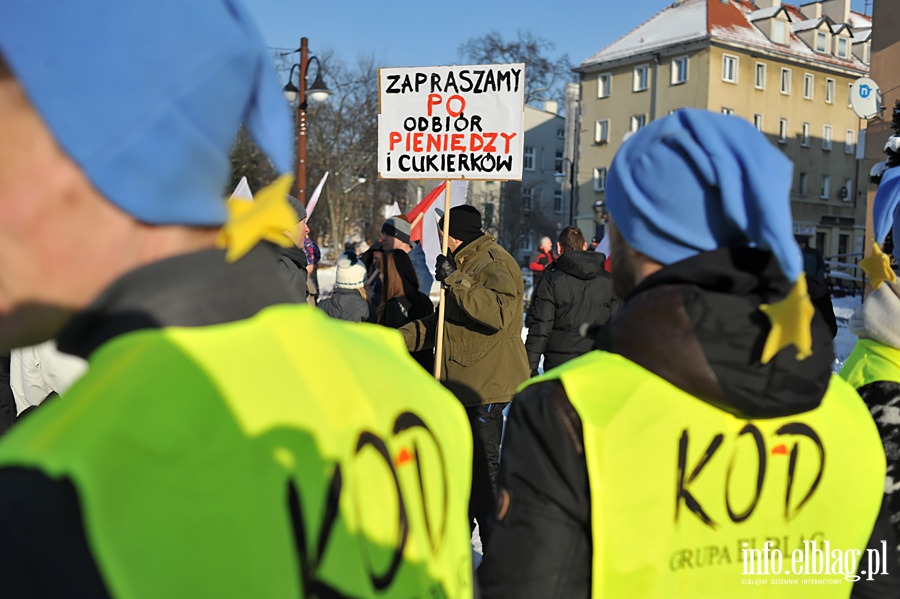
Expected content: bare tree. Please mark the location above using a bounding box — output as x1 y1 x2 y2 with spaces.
458 31 572 105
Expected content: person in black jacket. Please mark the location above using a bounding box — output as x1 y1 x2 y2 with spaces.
479 109 899 599
524 226 616 375
377 250 434 371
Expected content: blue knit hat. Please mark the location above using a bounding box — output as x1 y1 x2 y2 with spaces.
606 109 812 363
0 0 292 227
606 109 801 281
860 166 900 289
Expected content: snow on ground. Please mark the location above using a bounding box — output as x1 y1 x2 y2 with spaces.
832 294 862 372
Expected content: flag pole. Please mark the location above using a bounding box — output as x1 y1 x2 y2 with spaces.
434 181 453 380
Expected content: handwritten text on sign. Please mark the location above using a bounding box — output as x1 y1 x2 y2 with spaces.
378 63 525 180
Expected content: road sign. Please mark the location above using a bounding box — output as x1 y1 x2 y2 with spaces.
850 77 881 119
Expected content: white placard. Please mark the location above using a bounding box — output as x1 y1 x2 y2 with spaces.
850 77 881 120
378 63 525 180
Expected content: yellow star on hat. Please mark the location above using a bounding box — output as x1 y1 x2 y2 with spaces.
216 174 296 263
859 242 897 291
759 275 815 364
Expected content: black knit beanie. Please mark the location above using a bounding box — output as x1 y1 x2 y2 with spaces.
439 205 483 245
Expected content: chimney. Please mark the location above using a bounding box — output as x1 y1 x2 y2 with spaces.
821 0 849 24
804 2 823 19
754 0 782 9
543 100 559 115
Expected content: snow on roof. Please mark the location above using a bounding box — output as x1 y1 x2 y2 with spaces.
579 0 868 73
830 23 850 35
852 28 872 43
790 18 825 33
579 0 708 68
747 6 787 22
847 11 873 29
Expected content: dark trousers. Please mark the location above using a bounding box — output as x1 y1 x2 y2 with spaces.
0 354 14 435
466 403 506 552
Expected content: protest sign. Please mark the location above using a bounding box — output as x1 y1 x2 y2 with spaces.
378 63 525 181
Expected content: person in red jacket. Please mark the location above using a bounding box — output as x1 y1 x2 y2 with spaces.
528 236 556 290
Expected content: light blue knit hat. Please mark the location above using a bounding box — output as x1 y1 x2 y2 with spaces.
0 0 292 226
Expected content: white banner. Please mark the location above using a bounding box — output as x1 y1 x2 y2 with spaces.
377 64 525 180
422 182 468 275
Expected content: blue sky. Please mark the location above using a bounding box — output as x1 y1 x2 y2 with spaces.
246 0 871 70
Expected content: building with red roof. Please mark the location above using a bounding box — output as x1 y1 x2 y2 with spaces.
572 0 872 272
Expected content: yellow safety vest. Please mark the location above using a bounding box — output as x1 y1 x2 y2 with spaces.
841 338 900 389
0 304 473 599
532 350 885 597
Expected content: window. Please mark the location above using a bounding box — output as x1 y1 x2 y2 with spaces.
598 73 611 98
836 37 849 59
799 172 809 196
773 20 788 45
823 125 833 151
842 179 853 202
721 107 735 116
554 151 564 173
633 64 649 92
631 114 647 132
801 122 810 147
780 68 791 95
821 175 831 199
594 119 610 144
523 146 535 170
722 54 738 83
557 129 565 140
755 62 766 89
753 114 763 132
815 31 828 53
522 188 533 211
803 73 814 99
845 129 855 154
593 167 607 192
553 191 562 214
672 56 689 85
779 118 788 144
825 78 835 104
838 233 849 255
864 43 871 65
533 189 542 210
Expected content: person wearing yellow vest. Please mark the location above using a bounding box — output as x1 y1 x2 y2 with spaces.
0 2 473 598
841 164 900 565
479 109 898 598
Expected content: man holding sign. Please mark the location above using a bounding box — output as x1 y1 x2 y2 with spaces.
399 205 529 550
379 62 528 552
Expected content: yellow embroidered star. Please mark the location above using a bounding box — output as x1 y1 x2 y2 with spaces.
216 174 296 263
859 242 897 291
759 275 815 364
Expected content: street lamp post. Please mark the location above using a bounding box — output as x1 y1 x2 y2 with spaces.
283 37 330 204
554 158 577 227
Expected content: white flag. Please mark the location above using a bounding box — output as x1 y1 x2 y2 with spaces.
305 172 329 221
229 176 254 201
422 181 468 276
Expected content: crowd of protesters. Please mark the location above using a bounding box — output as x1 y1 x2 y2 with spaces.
0 1 898 597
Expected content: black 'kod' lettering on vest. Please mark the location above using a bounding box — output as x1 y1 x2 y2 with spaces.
286 411 451 596
676 423 825 528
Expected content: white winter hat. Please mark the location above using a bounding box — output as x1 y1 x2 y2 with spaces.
335 252 367 289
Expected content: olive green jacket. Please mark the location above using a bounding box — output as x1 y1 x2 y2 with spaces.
400 234 529 406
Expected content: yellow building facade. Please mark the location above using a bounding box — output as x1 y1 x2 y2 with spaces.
574 0 872 270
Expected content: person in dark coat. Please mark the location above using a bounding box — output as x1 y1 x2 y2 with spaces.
376 250 434 371
381 215 434 296
796 235 838 338
479 110 898 599
525 226 617 375
276 195 311 304
318 251 370 323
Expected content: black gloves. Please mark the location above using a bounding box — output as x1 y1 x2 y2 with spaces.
435 253 457 282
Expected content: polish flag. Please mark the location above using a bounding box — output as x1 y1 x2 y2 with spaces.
406 182 446 242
